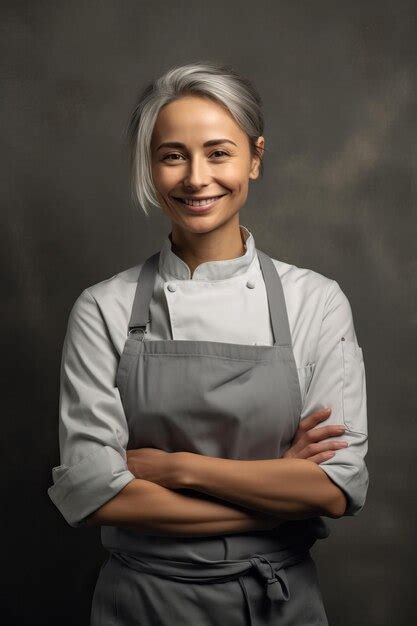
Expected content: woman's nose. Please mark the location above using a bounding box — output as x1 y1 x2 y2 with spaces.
183 156 211 188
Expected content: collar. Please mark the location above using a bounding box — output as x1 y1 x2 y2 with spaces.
158 225 257 281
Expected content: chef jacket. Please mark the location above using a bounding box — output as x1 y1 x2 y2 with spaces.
47 225 369 528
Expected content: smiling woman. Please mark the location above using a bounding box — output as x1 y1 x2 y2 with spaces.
125 73 266 277
47 60 369 626
150 95 263 237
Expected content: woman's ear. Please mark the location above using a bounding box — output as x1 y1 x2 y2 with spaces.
249 136 265 180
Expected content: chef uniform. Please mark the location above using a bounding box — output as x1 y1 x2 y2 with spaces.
48 225 369 625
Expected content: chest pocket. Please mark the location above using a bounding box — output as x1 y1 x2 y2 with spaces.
340 338 367 435
297 361 316 406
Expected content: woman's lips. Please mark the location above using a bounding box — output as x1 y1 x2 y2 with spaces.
172 194 227 212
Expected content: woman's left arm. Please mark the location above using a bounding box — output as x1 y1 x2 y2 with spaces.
178 454 346 519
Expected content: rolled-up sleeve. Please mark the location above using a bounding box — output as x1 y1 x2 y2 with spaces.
47 288 136 528
301 279 369 516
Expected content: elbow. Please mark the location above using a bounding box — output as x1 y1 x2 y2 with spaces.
85 510 102 527
48 448 138 528
326 489 348 519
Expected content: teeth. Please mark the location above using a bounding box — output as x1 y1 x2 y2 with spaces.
179 196 221 207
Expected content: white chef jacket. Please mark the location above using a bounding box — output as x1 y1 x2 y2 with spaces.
47 225 369 528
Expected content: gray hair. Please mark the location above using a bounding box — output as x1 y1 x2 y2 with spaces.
126 60 265 216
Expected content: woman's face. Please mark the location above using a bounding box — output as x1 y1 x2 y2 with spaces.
151 95 264 236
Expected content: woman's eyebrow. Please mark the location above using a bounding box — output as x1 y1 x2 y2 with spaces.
156 139 238 151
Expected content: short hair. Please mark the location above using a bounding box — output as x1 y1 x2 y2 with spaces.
126 60 265 216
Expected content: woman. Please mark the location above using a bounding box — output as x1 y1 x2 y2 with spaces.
48 61 369 625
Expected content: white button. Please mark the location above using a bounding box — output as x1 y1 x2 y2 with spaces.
167 282 177 292
246 279 256 289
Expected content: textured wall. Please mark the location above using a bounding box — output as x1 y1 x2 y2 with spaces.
2 1 416 624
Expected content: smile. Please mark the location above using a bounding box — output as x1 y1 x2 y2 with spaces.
172 194 227 211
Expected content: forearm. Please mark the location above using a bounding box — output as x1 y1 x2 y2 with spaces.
86 478 283 536
180 455 346 519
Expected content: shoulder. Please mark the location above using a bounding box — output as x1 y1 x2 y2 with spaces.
85 262 144 302
268 256 358 352
67 261 145 328
269 256 354 332
269 256 341 307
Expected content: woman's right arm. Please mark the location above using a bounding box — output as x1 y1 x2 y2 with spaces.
86 479 280 536
47 287 279 534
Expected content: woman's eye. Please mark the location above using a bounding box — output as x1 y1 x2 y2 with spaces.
162 153 185 161
162 150 229 162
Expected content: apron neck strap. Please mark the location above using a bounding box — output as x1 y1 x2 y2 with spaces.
256 249 292 347
128 252 160 337
128 248 292 348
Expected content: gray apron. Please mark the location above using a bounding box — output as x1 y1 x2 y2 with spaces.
91 249 330 625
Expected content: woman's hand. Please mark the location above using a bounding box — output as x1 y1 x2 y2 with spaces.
283 408 348 463
126 448 185 489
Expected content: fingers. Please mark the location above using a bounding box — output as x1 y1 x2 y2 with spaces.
307 450 337 463
296 409 346 442
283 408 350 463
299 408 350 463
297 408 334 432
295 438 349 460
287 408 349 461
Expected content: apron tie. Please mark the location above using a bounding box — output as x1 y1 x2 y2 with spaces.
110 545 315 626
249 553 290 602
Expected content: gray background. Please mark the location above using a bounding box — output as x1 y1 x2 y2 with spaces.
2 1 416 624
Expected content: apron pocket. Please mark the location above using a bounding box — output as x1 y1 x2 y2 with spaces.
340 338 367 435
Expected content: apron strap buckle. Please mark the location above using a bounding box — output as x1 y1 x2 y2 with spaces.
128 322 149 341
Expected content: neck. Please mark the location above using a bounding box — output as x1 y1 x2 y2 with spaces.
169 216 246 278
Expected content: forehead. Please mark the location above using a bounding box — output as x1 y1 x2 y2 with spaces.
151 95 245 145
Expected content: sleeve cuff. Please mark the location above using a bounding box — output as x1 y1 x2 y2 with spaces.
47 445 136 528
318 457 369 516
